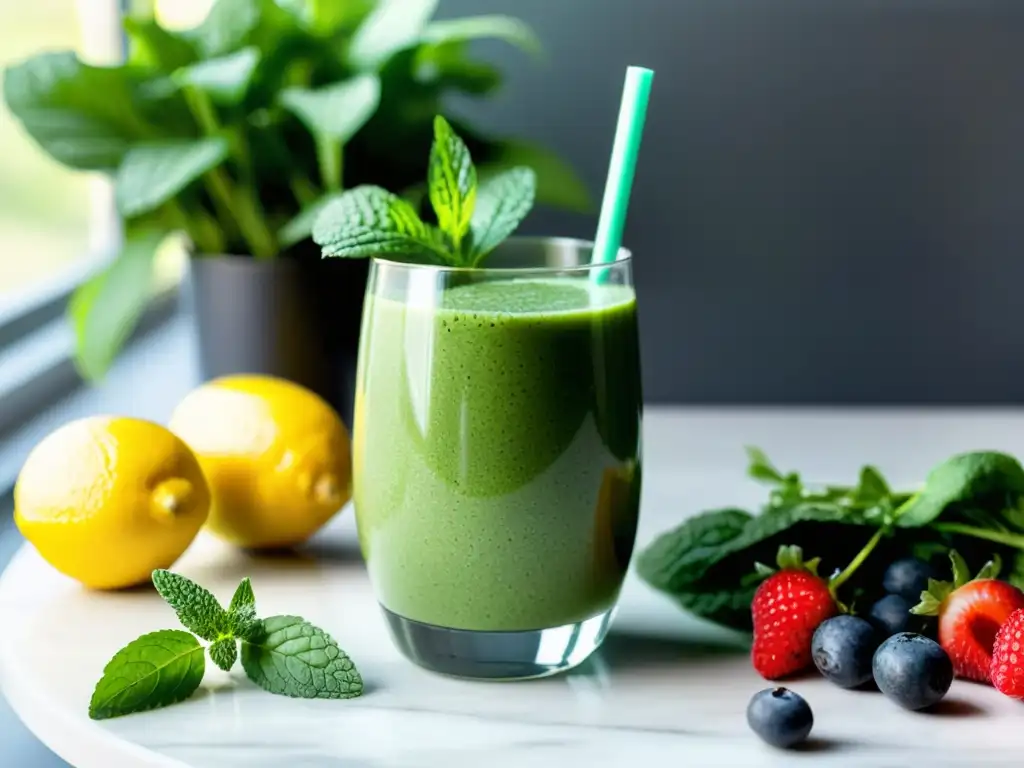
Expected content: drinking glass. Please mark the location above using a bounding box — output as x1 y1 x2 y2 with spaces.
352 237 642 679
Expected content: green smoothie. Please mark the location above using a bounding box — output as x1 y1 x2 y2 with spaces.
353 277 642 632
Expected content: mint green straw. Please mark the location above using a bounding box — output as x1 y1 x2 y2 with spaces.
591 66 655 279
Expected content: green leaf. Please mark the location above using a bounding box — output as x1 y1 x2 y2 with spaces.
480 140 594 214
911 551 1004 616
467 167 535 263
209 638 238 672
910 580 950 616
669 586 757 633
228 577 261 641
280 75 381 142
278 192 345 248
278 0 377 34
115 138 229 218
3 51 153 170
190 0 262 57
228 577 255 613
854 466 891 505
637 503 874 596
977 554 1003 581
124 17 199 70
151 570 230 642
745 446 784 483
950 549 971 588
419 15 542 58
348 0 439 70
173 47 260 105
240 615 363 699
896 452 1024 528
635 508 754 594
69 228 166 382
428 115 476 249
313 185 449 261
89 630 205 720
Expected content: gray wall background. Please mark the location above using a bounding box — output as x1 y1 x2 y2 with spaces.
439 0 1024 405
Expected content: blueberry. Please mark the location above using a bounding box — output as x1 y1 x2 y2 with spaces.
882 558 938 603
811 615 880 689
872 632 953 711
746 687 813 749
869 594 935 637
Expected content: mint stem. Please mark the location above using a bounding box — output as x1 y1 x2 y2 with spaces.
830 526 886 594
316 135 342 192
182 86 277 259
933 522 1024 550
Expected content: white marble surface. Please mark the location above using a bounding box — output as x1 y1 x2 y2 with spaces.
5 406 1024 767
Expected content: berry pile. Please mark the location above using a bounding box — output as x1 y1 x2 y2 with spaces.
747 548 1024 749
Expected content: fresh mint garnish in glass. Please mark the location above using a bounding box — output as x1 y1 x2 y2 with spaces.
312 116 536 267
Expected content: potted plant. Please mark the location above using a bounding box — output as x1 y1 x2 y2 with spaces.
2 0 591 425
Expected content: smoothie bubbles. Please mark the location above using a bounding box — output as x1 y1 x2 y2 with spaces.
312 67 654 680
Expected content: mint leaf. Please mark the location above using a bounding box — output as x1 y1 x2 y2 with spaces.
429 115 477 250
124 17 199 71
3 51 153 170
347 0 439 70
467 167 535 264
280 76 381 144
745 446 784 483
190 0 262 57
89 630 205 720
173 47 260 105
69 227 166 382
313 185 449 262
228 577 261 641
115 137 229 218
240 615 363 699
209 638 238 672
229 577 255 613
152 570 230 642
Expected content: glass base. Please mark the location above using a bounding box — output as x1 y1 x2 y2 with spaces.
381 605 616 680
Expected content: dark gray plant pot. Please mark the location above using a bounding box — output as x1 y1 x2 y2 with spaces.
187 254 369 428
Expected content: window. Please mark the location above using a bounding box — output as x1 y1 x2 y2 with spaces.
0 0 121 316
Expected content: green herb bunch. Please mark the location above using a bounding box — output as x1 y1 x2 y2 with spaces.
2 0 592 381
88 570 362 720
637 447 1024 631
312 115 535 267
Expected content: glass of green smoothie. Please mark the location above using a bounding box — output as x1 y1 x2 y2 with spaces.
314 66 654 677
351 236 642 679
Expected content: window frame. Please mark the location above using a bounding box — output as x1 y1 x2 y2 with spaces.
0 0 181 442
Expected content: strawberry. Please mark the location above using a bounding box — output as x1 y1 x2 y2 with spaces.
991 608 1024 698
911 551 1024 683
751 545 839 680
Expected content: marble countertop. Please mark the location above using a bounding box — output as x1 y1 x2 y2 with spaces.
4 406 1024 767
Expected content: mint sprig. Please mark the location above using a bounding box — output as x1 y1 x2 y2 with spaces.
313 114 537 267
89 571 363 720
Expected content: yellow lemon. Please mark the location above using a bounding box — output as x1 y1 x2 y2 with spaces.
168 374 352 549
14 416 211 590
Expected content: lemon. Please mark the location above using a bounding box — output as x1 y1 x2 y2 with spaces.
168 375 352 549
14 416 211 590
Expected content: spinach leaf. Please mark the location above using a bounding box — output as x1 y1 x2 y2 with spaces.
635 508 752 595
637 502 875 596
668 586 758 634
896 451 1024 528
